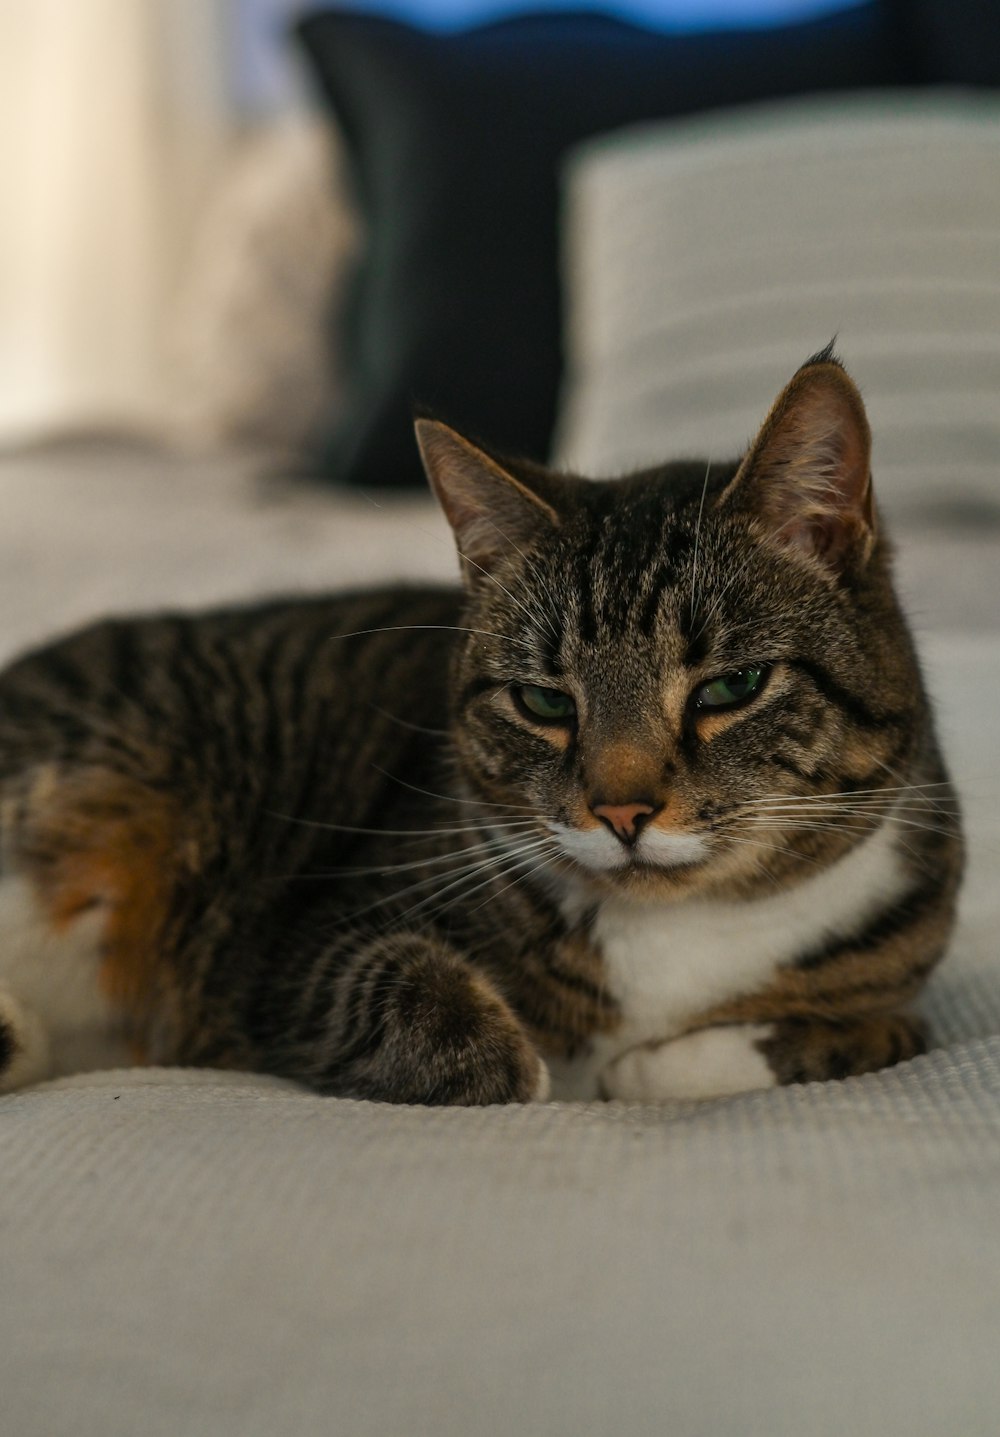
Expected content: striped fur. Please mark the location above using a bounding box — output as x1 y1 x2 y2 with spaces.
0 355 963 1103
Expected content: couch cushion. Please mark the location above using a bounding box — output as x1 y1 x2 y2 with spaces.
3 1048 1000 1437
555 93 1000 521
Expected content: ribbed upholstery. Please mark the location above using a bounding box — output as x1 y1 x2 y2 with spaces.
3 1049 1000 1437
556 95 1000 518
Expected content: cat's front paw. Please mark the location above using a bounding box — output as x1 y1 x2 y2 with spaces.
0 989 53 1093
319 935 548 1106
599 1025 776 1103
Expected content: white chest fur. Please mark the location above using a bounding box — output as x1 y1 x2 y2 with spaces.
547 819 910 1101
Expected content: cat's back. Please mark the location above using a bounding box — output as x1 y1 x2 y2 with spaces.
0 584 462 777
0 582 466 899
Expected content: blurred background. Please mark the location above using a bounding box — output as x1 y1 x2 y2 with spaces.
0 0 998 660
1 0 320 448
4 15 1000 1435
3 0 995 474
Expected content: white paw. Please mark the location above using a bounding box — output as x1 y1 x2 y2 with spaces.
600 1024 777 1103
0 989 53 1093
532 1056 552 1103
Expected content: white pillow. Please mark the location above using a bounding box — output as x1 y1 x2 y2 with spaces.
168 117 359 459
555 94 1000 519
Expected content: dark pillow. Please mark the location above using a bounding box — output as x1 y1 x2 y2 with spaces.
893 0 1000 85
297 7 906 488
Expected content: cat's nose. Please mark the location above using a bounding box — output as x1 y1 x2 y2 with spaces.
591 801 658 846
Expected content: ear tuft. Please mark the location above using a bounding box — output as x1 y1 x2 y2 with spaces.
721 354 875 572
415 419 559 583
802 337 841 370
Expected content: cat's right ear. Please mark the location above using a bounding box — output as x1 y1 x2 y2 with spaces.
415 419 560 583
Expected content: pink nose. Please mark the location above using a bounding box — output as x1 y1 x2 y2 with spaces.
591 801 657 845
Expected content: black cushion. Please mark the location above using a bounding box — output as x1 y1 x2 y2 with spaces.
892 0 1000 85
297 7 907 488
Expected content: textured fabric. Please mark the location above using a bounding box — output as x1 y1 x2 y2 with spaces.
2 444 1000 1433
0 444 450 666
4 1052 1000 1437
296 6 903 487
556 95 1000 520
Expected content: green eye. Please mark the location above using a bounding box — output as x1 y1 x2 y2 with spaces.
694 665 767 711
515 685 576 723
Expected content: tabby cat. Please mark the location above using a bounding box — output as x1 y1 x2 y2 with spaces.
0 350 963 1103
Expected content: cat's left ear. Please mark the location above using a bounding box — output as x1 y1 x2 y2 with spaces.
415 418 560 584
720 353 876 573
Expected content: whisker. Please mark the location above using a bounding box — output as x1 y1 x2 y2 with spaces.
743 798 957 818
691 464 871 643
478 513 554 590
733 816 880 834
689 455 713 621
370 831 553 911
748 781 955 806
689 536 764 646
368 765 537 813
333 842 534 926
732 814 961 842
406 509 561 646
719 831 825 868
746 820 962 845
263 809 537 840
293 828 542 883
735 796 960 836
431 836 561 919
464 844 563 917
366 703 449 738
385 836 557 928
474 514 563 644
735 810 948 833
457 544 560 648
323 623 536 654
746 800 958 816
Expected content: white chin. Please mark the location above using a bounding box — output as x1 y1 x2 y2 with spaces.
548 824 709 874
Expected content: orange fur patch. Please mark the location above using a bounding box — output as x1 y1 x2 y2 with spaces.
22 771 190 1024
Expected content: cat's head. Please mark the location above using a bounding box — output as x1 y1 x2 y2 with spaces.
417 351 921 900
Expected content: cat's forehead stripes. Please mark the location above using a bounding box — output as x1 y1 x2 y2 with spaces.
521 472 761 681
563 497 690 647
